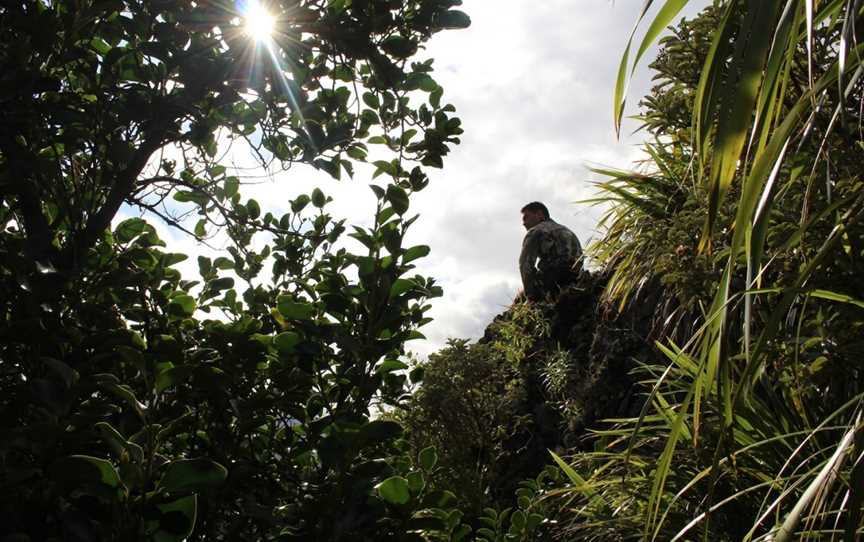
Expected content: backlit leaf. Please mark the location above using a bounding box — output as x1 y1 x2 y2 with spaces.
376 476 410 504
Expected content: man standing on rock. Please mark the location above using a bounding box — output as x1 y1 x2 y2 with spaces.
519 201 583 301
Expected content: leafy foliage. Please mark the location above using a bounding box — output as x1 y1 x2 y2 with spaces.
0 1 471 540
398 278 618 518
398 335 534 514
0 0 466 272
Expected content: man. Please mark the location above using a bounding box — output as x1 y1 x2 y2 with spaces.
519 201 583 301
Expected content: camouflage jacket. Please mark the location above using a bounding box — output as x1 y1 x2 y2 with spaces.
519 219 582 299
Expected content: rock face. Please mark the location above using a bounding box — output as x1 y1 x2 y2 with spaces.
480 270 660 451
404 270 667 512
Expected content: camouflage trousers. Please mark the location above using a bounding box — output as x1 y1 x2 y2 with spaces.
531 265 580 301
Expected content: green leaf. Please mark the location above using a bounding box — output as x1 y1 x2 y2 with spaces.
376 476 411 504
198 256 211 276
274 331 301 353
407 74 438 93
702 1 782 248
213 257 235 270
370 184 386 199
209 277 234 291
356 420 403 448
376 359 409 373
807 289 864 308
173 190 209 206
386 184 409 215
162 253 188 267
346 145 368 160
152 495 197 542
247 199 261 219
115 218 147 243
419 446 438 471
72 455 122 487
223 177 240 198
406 471 425 494
510 510 526 532
277 297 316 320
424 489 457 508
98 379 148 419
389 278 414 299
477 527 496 540
291 194 311 213
311 187 326 208
90 37 112 54
632 0 689 78
155 365 182 393
550 451 594 496
168 294 196 317
362 92 380 109
373 160 394 177
773 423 859 542
430 87 443 109
52 455 122 499
614 0 687 134
377 206 396 224
381 35 417 59
95 422 144 463
129 247 159 269
159 458 227 493
435 10 471 29
409 366 424 384
403 245 430 263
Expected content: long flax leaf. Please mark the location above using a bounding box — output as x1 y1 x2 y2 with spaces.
707 44 864 409
615 0 691 134
745 395 864 540
694 53 860 533
693 0 738 164
742 201 864 399
645 342 704 538
656 426 841 540
807 289 864 309
631 0 691 75
672 481 782 542
806 0 815 91
771 411 862 542
844 433 864 542
702 0 783 252
615 0 659 135
748 0 797 156
623 287 743 475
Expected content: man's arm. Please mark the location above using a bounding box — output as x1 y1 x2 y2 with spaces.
519 229 541 300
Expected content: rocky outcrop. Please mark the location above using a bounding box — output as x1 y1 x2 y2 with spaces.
480 270 661 451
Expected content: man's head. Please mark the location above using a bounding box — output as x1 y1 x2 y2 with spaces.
521 201 549 230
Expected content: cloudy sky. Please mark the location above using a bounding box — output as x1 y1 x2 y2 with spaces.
124 0 707 358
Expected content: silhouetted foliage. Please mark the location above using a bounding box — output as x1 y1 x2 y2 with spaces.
0 1 473 540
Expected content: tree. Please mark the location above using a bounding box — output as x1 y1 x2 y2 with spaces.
0 1 473 540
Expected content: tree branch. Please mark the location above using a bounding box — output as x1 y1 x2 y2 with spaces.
69 128 170 268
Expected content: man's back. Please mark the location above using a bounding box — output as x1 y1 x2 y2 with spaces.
519 218 582 300
527 219 582 274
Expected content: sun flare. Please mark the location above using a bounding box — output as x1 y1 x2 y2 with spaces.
244 2 275 41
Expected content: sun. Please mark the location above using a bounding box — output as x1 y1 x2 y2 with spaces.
244 2 275 41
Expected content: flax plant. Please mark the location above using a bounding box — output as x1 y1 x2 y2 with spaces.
553 2 864 540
